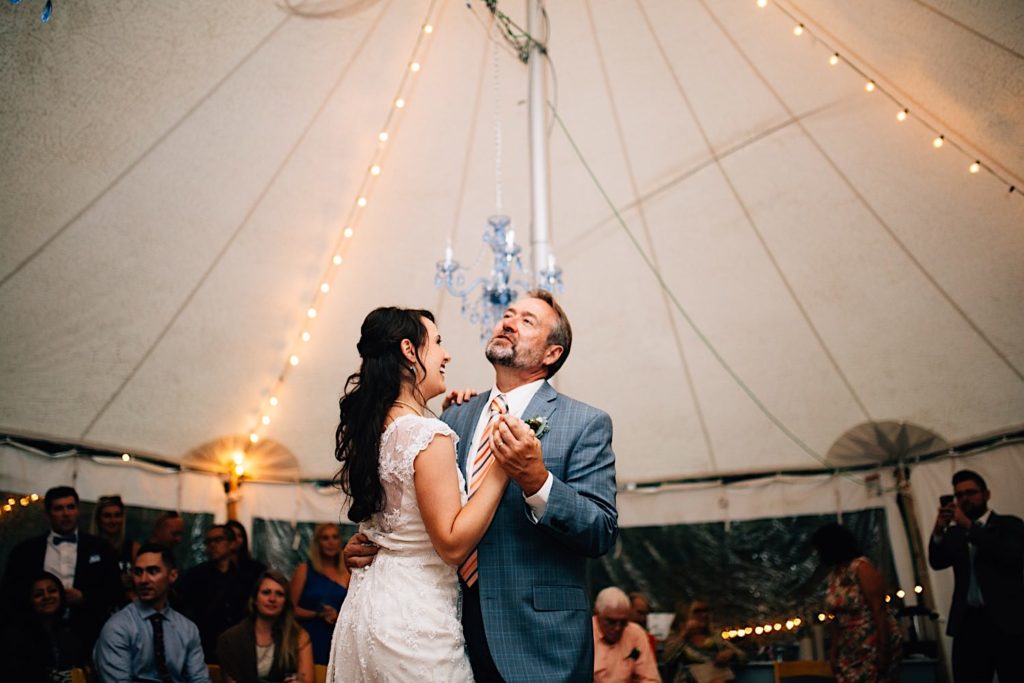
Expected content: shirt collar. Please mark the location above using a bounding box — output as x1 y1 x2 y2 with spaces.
488 379 546 418
135 599 173 620
48 530 78 544
976 509 993 526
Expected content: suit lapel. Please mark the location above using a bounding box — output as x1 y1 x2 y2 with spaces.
522 380 558 426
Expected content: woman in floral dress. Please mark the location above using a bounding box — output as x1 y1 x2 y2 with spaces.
811 523 901 682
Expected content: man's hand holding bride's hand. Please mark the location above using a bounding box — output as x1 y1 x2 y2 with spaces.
343 532 379 570
441 388 478 411
491 416 548 496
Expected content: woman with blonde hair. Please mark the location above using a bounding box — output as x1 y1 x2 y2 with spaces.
218 569 314 683
90 494 138 602
290 523 350 664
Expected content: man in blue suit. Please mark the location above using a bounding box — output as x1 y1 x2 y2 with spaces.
346 290 618 682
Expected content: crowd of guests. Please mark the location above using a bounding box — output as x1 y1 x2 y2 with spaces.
3 466 1018 683
0 486 349 683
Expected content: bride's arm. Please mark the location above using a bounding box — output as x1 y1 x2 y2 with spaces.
415 434 508 566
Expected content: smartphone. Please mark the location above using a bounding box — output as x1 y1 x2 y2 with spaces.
939 494 954 507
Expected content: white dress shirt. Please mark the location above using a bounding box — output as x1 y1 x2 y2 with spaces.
44 530 78 589
466 379 554 520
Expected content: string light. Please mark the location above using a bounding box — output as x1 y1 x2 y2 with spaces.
914 585 924 594
121 453 131 462
896 589 906 599
761 1 1021 198
969 161 980 174
242 1 439 448
232 451 245 466
30 494 39 501
884 594 892 603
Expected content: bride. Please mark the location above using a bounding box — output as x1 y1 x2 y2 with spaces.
326 307 508 682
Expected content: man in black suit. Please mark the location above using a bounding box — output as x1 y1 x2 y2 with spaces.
928 469 1024 682
0 486 122 650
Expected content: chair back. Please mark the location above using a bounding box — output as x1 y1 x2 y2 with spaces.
773 660 835 682
208 663 224 683
70 668 89 683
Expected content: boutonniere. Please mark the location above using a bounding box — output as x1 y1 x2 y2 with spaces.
524 416 550 438
625 647 640 661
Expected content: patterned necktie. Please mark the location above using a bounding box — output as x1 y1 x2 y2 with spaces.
147 613 174 683
458 394 508 587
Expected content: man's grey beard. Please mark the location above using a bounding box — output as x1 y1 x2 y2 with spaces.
485 338 519 367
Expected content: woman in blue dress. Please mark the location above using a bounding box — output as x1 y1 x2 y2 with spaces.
290 523 350 664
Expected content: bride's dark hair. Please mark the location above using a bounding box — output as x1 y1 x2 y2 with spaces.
335 307 434 523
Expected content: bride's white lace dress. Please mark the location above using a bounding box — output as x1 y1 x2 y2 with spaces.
326 415 474 682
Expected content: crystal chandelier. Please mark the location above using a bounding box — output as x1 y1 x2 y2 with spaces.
435 216 562 341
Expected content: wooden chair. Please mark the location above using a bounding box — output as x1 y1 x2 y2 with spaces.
314 664 328 683
773 660 835 682
70 668 89 683
208 663 224 683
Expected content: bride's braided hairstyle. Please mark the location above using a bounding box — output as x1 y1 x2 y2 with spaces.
334 307 433 523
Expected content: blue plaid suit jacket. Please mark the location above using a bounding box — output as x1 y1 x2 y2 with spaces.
442 380 618 682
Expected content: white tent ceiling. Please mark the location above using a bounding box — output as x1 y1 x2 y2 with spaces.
2 0 1022 484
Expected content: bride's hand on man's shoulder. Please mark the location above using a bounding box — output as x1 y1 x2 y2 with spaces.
343 532 379 570
442 388 478 410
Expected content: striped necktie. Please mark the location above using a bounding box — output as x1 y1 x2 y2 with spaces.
458 393 508 587
147 613 174 683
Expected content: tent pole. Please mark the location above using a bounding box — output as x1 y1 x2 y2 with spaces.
527 0 550 287
895 464 949 683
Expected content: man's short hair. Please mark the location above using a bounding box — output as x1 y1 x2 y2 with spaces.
595 586 630 614
526 288 572 378
952 469 987 491
44 486 79 511
208 523 236 542
135 543 177 570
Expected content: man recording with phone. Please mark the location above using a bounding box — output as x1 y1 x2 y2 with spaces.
928 469 1024 682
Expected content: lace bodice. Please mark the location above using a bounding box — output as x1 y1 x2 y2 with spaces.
359 414 462 555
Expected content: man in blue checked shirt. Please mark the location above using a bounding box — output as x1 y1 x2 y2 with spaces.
94 544 210 683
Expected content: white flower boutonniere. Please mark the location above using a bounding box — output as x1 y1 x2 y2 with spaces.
525 416 550 439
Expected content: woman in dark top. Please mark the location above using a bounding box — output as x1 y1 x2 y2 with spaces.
91 494 138 603
2 571 86 682
217 569 314 683
289 523 350 664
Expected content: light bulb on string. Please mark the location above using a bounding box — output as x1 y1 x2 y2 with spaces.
344 227 354 238
395 98 406 109
793 24 804 36
261 415 271 425
864 80 876 93
307 307 317 319
914 585 924 594
121 453 131 462
410 62 421 72
249 433 260 444
829 53 839 66
301 331 311 342
357 197 367 207
969 161 981 174
269 396 279 407
320 282 330 293
896 589 906 599
756 0 767 7
379 132 389 143
370 165 381 176
289 355 300 366
423 24 433 34
933 135 944 149
232 451 245 466
332 255 342 266
31 494 39 501
896 109 908 122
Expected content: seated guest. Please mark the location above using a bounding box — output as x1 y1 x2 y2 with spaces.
289 523 349 665
663 600 744 683
593 586 661 683
0 486 121 651
1 571 87 682
178 524 252 663
94 544 209 683
225 520 266 590
91 494 139 603
149 511 186 550
629 591 659 662
218 570 314 683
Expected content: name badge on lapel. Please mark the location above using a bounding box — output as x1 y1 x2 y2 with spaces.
89 554 101 564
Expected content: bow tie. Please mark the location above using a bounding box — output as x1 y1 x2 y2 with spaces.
53 534 77 546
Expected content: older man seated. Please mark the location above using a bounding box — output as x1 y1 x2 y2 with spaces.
593 586 661 683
